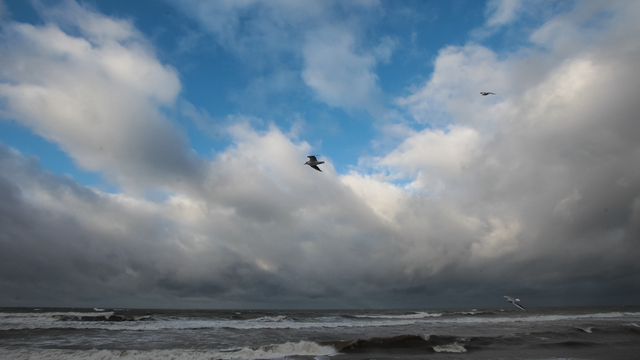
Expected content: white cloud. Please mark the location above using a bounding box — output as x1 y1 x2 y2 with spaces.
0 1 200 192
302 27 383 114
485 0 523 27
374 0 640 291
341 171 407 224
379 126 481 192
396 44 508 127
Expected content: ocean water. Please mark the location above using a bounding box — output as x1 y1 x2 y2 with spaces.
1 306 639 359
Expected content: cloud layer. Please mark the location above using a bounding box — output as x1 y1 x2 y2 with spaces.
1 0 639 308
0 0 201 193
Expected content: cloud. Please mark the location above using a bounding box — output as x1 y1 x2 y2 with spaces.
2 0 640 308
0 0 202 193
485 0 523 27
384 0 640 295
396 44 508 127
0 128 401 307
302 27 384 114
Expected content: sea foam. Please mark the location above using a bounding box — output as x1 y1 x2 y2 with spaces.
432 343 467 353
353 311 442 319
0 341 336 360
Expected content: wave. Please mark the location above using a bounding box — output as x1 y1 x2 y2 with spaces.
330 334 470 354
249 315 294 323
424 311 640 326
2 310 639 332
351 311 443 319
218 341 336 359
326 325 640 355
540 340 596 348
1 327 635 359
0 311 415 331
623 323 640 334
433 343 467 353
576 326 593 333
52 314 151 322
452 309 494 316
0 341 336 360
0 311 153 331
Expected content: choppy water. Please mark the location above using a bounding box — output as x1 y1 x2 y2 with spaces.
1 306 639 359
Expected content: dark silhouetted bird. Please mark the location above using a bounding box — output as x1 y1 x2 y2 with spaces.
304 155 324 172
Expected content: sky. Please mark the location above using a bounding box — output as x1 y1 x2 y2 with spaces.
0 0 639 309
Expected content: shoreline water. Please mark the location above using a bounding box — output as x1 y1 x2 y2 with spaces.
1 306 639 359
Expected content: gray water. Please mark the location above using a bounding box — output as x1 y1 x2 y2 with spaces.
1 306 639 359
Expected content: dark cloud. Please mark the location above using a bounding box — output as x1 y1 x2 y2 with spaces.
2 1 640 309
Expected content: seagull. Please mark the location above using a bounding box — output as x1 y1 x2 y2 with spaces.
504 296 526 311
304 155 325 172
480 92 496 96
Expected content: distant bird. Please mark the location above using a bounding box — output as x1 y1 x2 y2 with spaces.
304 155 324 172
504 296 526 311
480 92 496 96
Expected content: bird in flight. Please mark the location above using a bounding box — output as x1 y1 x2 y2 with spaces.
480 92 496 96
504 296 526 311
304 155 325 172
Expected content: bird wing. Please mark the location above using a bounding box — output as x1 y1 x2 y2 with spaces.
310 164 322 172
307 155 318 161
513 302 527 311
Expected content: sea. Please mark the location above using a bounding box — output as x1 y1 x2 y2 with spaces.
1 306 639 359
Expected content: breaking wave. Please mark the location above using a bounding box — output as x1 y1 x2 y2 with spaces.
576 326 593 333
330 334 472 354
2 309 639 332
0 341 336 360
250 315 294 323
432 343 467 353
351 311 442 319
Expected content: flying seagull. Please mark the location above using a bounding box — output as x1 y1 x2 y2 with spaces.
504 296 526 311
480 92 496 96
304 155 325 172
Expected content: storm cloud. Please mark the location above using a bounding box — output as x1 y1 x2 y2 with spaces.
0 0 639 308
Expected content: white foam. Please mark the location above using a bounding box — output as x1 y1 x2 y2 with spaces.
2 310 639 332
424 311 640 326
0 310 422 331
251 315 293 323
0 311 116 330
353 311 442 319
458 310 484 315
0 341 336 360
577 326 592 333
433 343 466 353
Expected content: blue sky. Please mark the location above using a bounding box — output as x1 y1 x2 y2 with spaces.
1 0 640 309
